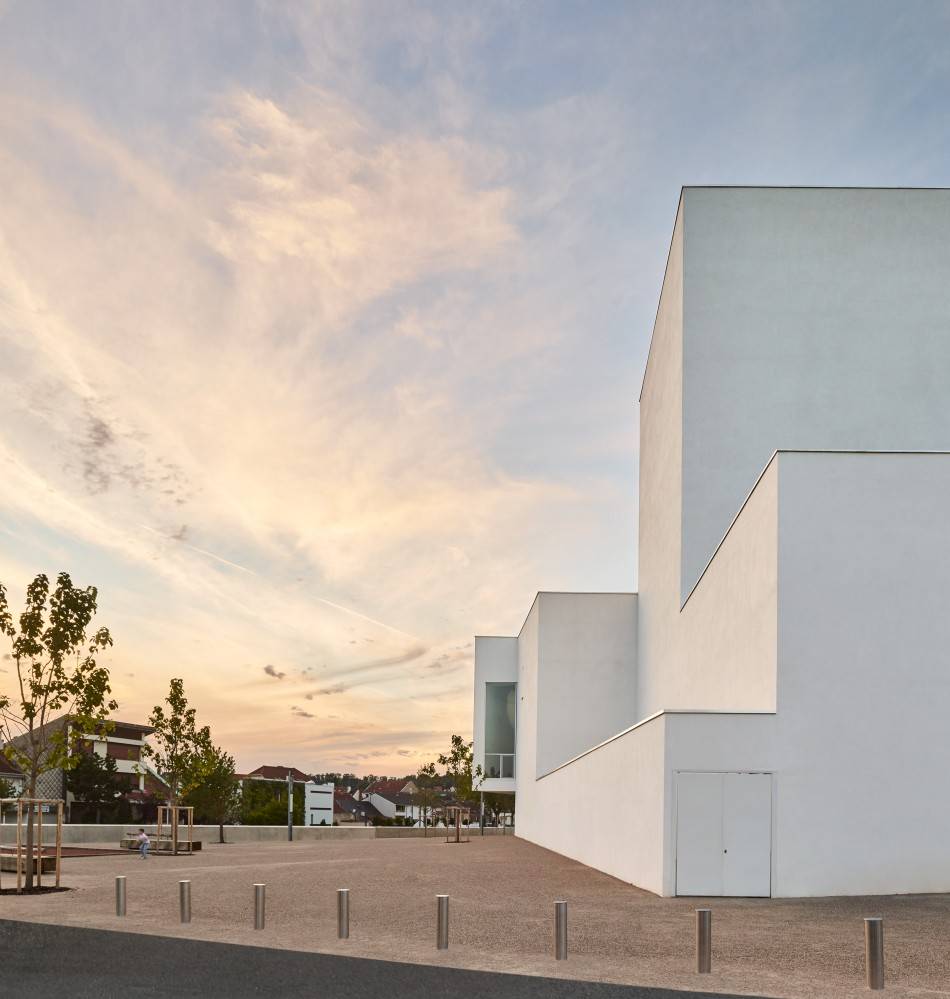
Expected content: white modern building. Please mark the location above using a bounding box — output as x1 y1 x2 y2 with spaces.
473 187 950 898
304 781 334 826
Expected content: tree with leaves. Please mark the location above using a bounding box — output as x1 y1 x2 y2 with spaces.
239 779 304 825
436 734 483 803
185 743 240 844
143 678 211 854
0 572 116 888
66 750 124 823
415 761 437 833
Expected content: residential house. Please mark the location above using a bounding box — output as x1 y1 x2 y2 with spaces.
243 765 311 785
3 715 167 818
333 789 360 823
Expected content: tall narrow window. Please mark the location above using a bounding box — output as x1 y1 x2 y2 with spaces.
484 682 516 779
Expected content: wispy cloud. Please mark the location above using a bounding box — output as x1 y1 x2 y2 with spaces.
3 0 943 772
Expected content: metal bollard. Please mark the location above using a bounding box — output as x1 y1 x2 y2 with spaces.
115 875 127 917
554 900 568 960
696 908 712 973
436 894 449 950
865 917 884 990
179 880 192 924
337 888 350 939
254 883 266 930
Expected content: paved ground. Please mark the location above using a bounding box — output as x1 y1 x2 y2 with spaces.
0 919 756 999
1 835 948 998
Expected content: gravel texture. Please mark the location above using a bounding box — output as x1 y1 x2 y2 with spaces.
0 834 947 998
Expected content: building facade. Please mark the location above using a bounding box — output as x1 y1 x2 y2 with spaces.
473 187 950 898
3 715 166 817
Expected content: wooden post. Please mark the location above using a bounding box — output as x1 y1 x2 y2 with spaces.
36 801 43 888
15 798 22 894
55 802 63 888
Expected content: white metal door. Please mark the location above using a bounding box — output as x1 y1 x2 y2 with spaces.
675 771 772 897
722 772 771 896
675 772 724 895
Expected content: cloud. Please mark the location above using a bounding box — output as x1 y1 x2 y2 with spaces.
0 2 660 774
291 706 315 719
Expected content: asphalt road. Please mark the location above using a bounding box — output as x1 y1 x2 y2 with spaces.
0 919 765 999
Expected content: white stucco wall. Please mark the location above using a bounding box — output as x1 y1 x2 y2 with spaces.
673 456 778 712
535 592 638 776
681 187 950 598
516 712 670 895
637 200 683 721
516 599 540 802
771 450 950 896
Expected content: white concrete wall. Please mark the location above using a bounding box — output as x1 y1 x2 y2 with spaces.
516 712 670 895
473 635 518 793
516 599 540 798
0 823 513 845
771 450 950 896
535 592 638 776
674 457 778 712
681 187 950 598
637 200 683 721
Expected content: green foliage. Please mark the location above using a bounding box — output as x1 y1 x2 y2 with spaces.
143 678 212 806
483 791 514 824
66 751 124 807
0 572 116 795
435 734 483 803
239 778 304 825
0 776 17 798
414 761 438 826
184 743 240 826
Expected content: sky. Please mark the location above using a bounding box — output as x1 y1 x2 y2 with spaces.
1 0 950 775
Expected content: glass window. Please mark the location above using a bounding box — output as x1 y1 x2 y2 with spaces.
485 682 516 754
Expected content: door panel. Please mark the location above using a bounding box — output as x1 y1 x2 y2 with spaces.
723 772 772 896
676 771 772 897
675 772 724 895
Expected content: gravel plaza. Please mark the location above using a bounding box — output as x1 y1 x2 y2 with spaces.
2 835 949 998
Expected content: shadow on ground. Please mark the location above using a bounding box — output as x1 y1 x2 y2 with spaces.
0 919 764 999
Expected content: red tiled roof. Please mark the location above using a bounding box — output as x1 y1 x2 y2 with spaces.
248 765 311 782
364 778 412 796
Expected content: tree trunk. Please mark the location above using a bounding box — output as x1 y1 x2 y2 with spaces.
24 773 37 891
219 819 224 845
169 789 178 856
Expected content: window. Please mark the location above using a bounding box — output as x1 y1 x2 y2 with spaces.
484 682 516 779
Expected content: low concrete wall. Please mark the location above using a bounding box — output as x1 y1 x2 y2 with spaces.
0 823 513 846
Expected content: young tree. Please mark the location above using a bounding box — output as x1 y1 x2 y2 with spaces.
436 734 483 803
143 678 211 853
185 743 240 844
0 572 116 888
416 761 437 834
66 751 124 823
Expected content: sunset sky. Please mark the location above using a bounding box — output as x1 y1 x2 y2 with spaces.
2 1 949 774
